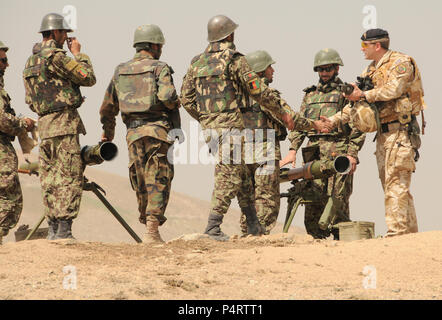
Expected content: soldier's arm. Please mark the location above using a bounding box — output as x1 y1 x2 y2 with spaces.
179 68 200 121
0 100 27 136
364 60 414 103
52 51 96 87
99 76 119 141
157 65 180 110
23 82 36 113
328 104 352 127
231 56 314 131
287 96 308 151
346 126 366 163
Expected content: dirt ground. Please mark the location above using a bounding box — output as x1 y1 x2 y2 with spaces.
2 153 441 301
0 231 441 300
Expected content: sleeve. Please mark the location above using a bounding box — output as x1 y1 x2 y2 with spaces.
52 52 96 87
99 75 119 141
364 59 414 103
287 95 309 150
157 64 180 110
179 67 200 121
231 56 314 131
346 126 366 163
0 99 27 137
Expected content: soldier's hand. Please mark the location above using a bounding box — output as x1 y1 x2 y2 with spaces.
282 112 295 131
101 132 113 142
280 150 297 168
344 84 364 102
347 155 357 174
24 118 35 132
67 37 81 56
313 116 333 133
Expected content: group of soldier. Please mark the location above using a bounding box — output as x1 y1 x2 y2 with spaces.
0 12 425 245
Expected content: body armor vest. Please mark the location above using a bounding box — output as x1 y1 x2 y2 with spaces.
191 48 247 115
23 46 83 116
116 58 168 120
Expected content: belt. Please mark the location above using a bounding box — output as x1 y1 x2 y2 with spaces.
126 117 168 129
380 120 406 133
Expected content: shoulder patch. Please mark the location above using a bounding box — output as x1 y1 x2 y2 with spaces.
244 72 261 95
303 85 317 93
396 64 407 74
78 67 88 78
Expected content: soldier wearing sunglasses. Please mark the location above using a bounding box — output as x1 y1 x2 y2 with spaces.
280 48 366 239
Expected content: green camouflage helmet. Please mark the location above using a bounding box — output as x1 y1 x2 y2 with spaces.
313 48 344 71
38 13 73 33
207 15 238 42
245 50 275 73
0 41 9 52
133 24 165 47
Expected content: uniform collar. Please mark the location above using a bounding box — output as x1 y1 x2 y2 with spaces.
41 39 62 50
0 76 4 89
206 41 236 53
133 51 155 61
317 76 343 93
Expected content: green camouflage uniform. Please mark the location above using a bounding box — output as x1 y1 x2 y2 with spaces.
100 51 179 225
289 76 366 238
23 39 96 220
237 78 289 235
180 41 313 218
0 77 27 237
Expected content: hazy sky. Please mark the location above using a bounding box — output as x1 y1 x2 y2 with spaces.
1 0 441 236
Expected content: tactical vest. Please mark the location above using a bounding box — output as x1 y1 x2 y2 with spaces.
242 97 287 141
191 48 247 115
363 51 425 124
0 89 15 141
23 46 83 117
303 86 349 137
115 58 169 120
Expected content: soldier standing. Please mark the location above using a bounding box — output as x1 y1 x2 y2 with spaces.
237 50 289 236
0 41 35 245
180 15 331 240
100 25 180 244
280 49 366 239
343 29 425 237
23 13 96 240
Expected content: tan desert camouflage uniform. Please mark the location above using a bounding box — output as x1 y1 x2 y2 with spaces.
330 50 425 237
100 51 179 225
23 39 96 220
0 77 27 239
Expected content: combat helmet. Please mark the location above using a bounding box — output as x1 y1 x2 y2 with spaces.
0 41 8 52
313 48 344 71
39 13 73 33
133 24 165 48
245 50 275 73
207 15 238 42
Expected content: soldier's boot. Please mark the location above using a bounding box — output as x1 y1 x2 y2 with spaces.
143 220 164 244
46 218 58 240
241 206 264 236
54 219 76 240
204 213 230 241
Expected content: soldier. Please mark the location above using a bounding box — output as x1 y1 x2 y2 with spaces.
237 50 289 236
0 41 35 245
23 13 96 240
280 49 366 239
180 15 332 241
100 25 180 244
339 29 425 237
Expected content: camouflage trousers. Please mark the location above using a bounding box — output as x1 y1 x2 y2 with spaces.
237 162 280 235
39 134 85 220
375 128 418 237
303 173 353 239
210 163 253 216
0 139 23 235
128 136 174 226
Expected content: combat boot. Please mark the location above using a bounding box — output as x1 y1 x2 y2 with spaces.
54 219 75 240
241 206 264 236
46 218 58 240
143 220 164 244
204 213 230 241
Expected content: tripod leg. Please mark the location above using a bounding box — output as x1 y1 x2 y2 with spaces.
283 198 302 233
24 213 46 241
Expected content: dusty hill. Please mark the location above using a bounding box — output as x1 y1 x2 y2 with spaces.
1 154 441 300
